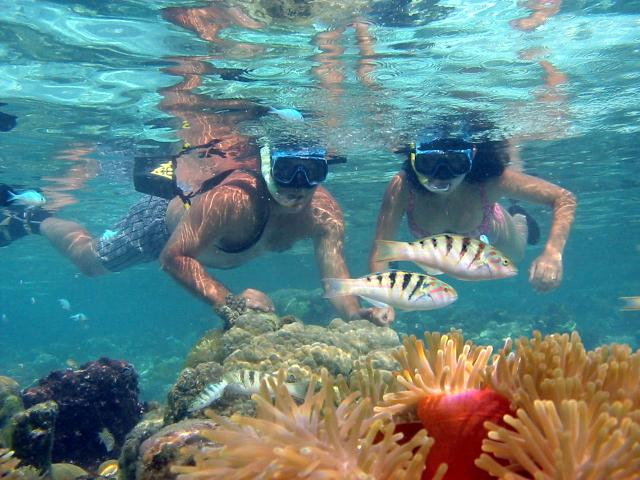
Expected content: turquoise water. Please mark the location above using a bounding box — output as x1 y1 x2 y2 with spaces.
1 0 639 401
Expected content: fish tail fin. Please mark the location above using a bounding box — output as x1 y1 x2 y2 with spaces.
285 381 310 400
323 278 355 298
620 296 640 311
374 240 406 263
0 184 17 207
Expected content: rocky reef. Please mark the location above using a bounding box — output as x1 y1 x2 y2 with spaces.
20 357 144 469
164 312 400 424
5 308 638 480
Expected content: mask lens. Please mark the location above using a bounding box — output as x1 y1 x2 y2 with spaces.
271 156 328 187
414 149 473 179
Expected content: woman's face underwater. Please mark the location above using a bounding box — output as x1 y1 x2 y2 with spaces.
421 173 466 194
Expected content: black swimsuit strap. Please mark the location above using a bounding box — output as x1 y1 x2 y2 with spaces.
198 169 269 254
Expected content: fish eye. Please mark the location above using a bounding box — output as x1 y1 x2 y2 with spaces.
502 259 510 266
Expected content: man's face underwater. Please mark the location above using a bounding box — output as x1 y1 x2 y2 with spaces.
274 183 317 210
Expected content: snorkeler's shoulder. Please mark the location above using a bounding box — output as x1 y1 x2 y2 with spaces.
309 187 345 229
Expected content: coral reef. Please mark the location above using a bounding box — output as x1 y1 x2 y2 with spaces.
183 329 225 368
165 312 400 424
21 357 144 468
0 448 41 480
173 370 442 480
169 329 640 479
10 400 58 473
135 419 219 480
118 410 165 480
165 361 224 424
222 315 400 378
0 376 23 447
270 288 335 324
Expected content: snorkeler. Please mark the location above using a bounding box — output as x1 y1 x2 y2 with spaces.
0 144 393 328
369 125 576 293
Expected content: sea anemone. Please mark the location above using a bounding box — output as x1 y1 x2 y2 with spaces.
170 330 640 479
376 332 512 479
477 331 640 478
477 398 640 479
173 369 444 479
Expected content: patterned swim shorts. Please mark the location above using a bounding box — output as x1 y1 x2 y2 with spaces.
96 195 171 272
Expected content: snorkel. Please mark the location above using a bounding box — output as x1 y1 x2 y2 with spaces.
261 144 299 207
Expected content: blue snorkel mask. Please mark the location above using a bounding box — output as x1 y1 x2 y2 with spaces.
411 142 475 180
270 147 329 189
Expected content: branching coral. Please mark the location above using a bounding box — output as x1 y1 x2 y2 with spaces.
173 370 444 480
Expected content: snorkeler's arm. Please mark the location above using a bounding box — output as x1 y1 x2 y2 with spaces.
369 173 409 272
160 186 251 308
498 168 576 291
499 169 576 256
311 190 361 320
313 190 394 326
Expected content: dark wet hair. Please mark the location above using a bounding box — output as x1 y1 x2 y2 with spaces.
402 112 511 189
402 139 510 189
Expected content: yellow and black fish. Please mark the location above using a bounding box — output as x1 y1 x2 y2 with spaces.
375 234 517 280
323 270 457 311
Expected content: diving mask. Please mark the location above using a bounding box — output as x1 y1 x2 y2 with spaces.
410 142 475 181
270 147 328 188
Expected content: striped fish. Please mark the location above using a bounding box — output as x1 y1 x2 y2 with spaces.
375 234 517 281
323 271 457 311
189 370 307 412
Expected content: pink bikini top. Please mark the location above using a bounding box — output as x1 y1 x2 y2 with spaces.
407 184 499 239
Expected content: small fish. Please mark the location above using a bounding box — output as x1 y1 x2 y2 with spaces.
189 370 307 413
97 459 119 478
66 358 78 369
70 313 88 322
620 296 640 311
58 298 71 311
7 190 47 207
375 234 517 281
98 427 115 452
1 313 7 323
323 271 457 311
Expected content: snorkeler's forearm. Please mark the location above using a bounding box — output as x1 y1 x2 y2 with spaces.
544 189 577 257
160 253 230 307
369 175 407 272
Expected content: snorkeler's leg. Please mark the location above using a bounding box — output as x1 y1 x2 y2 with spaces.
40 217 110 276
488 204 528 261
508 203 540 245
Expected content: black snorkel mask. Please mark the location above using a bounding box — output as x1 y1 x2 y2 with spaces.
268 146 346 189
408 138 476 190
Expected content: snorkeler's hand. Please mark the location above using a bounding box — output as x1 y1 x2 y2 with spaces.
238 288 275 312
358 306 395 327
529 251 563 292
268 107 304 122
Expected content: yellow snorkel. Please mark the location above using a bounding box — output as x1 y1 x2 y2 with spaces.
260 143 299 207
409 142 432 189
